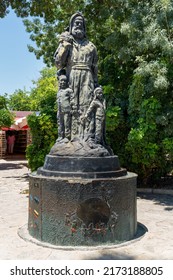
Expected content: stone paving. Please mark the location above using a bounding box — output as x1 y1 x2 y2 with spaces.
0 158 173 260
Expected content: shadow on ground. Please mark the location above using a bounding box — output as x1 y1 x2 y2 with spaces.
0 161 29 181
2 175 29 182
137 193 173 211
0 163 26 170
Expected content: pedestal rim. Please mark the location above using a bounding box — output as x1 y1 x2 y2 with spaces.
19 222 147 250
30 170 138 180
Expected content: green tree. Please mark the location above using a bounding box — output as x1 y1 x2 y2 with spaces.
7 89 32 111
26 113 57 171
0 96 14 128
0 0 60 19
3 1 173 183
26 67 57 170
0 0 10 18
30 67 57 116
124 1 173 183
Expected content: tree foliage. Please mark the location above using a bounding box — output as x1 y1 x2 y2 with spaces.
2 1 173 183
29 67 57 115
25 67 57 171
0 96 14 128
26 112 57 171
7 89 32 111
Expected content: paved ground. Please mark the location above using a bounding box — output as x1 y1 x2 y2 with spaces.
0 157 173 260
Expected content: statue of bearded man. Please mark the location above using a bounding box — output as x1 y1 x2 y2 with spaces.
54 12 98 140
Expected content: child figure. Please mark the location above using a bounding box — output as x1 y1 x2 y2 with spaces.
57 75 73 141
83 87 105 145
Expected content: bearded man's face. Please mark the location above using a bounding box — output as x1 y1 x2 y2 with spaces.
71 16 85 39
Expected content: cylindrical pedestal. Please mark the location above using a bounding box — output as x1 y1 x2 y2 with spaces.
28 171 137 246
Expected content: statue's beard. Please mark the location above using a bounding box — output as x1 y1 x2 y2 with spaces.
72 28 85 39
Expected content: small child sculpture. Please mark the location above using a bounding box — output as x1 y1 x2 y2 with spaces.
83 87 105 145
57 75 73 141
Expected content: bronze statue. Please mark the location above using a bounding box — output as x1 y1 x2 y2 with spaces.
52 12 111 156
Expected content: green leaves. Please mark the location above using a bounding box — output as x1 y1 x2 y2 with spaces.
24 67 57 170
2 1 173 183
162 137 173 161
0 109 14 128
0 0 10 18
26 112 57 171
7 89 31 111
106 106 121 131
0 96 14 128
30 67 57 115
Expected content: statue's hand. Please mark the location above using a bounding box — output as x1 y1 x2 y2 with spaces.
59 31 73 45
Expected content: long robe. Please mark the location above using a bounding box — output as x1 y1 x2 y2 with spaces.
54 37 98 139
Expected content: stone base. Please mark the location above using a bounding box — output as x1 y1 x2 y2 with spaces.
37 155 127 178
28 172 137 246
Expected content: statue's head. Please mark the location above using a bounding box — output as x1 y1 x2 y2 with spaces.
94 87 104 101
58 75 67 89
69 12 86 40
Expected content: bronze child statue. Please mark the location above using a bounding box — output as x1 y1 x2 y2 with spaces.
57 74 73 141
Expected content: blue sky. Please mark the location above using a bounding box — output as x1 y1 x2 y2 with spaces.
0 10 45 95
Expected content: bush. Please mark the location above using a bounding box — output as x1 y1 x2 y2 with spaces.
26 113 57 171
